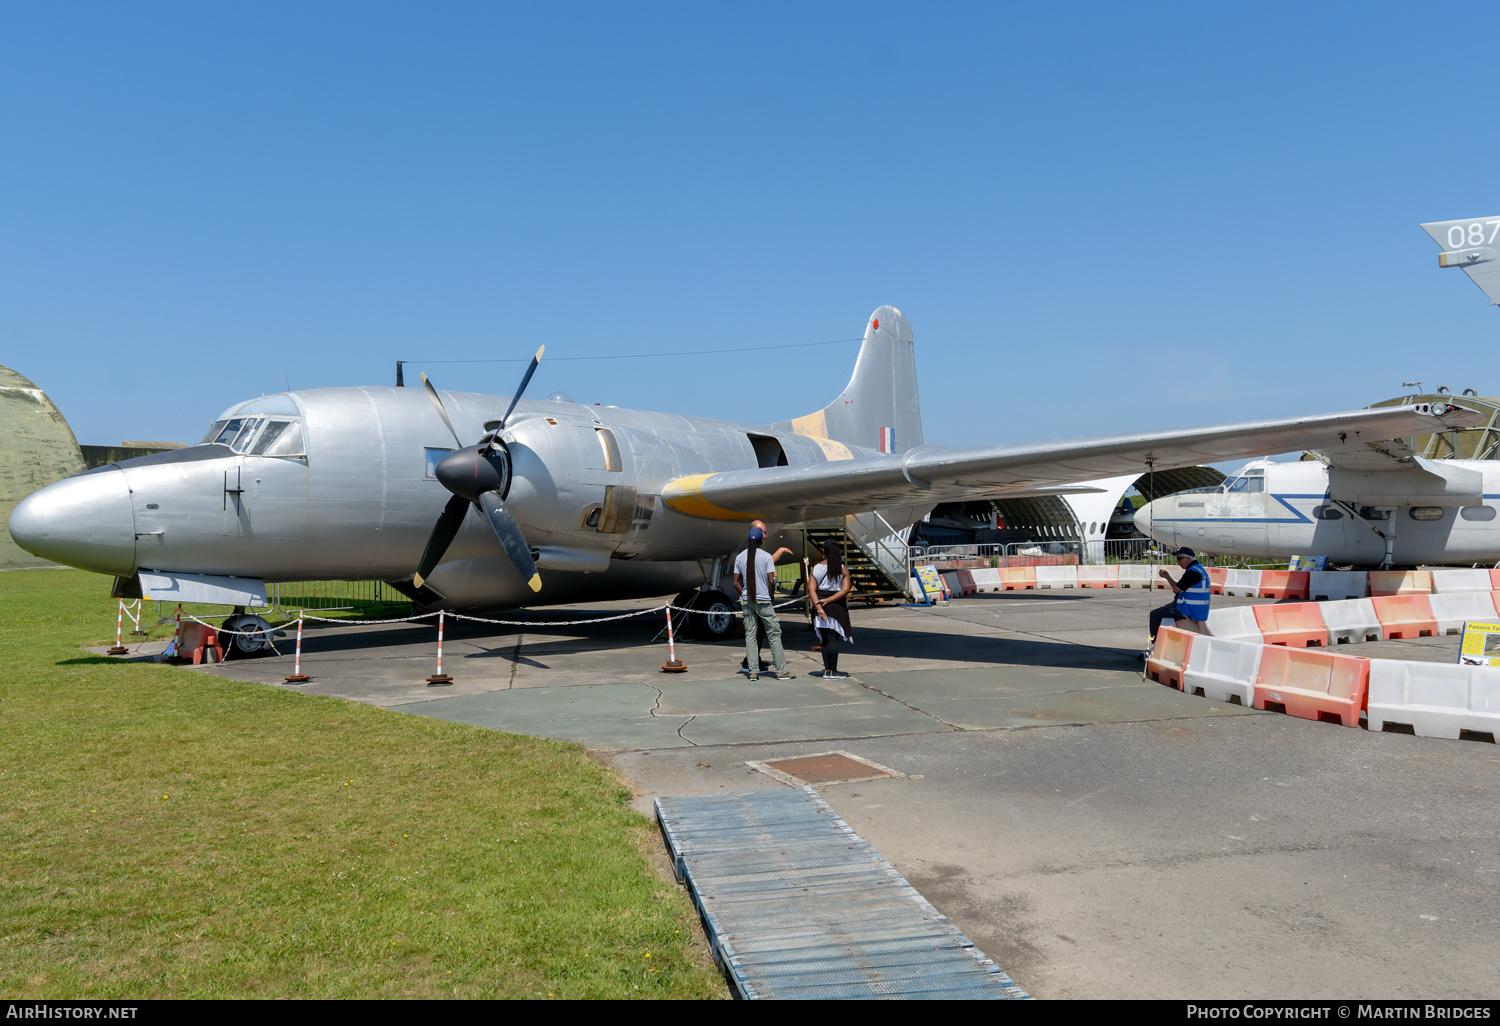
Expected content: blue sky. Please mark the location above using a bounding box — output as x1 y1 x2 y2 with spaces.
3 3 1499 455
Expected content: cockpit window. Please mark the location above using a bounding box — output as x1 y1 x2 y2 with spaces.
1225 471 1264 493
197 416 306 457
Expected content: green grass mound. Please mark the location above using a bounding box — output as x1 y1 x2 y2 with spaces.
0 570 724 999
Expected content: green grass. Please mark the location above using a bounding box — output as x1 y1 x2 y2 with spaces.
0 569 725 999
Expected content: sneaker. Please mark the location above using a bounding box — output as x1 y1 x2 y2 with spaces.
774 671 797 680
823 672 847 681
747 672 759 681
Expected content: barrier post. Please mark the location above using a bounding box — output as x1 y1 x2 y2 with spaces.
284 613 310 684
426 610 453 686
662 602 687 672
107 599 129 655
127 599 146 637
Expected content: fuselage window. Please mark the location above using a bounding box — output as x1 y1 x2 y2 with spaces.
1461 505 1497 521
1226 476 1264 493
1409 506 1445 521
424 447 454 478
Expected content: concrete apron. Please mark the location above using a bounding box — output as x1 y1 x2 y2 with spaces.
143 588 1499 999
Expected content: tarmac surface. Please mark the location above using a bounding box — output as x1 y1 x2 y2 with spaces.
134 584 1499 999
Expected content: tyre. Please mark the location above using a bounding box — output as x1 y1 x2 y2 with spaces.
687 589 740 641
220 614 277 658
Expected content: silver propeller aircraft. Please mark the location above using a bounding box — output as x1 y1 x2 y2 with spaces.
9 305 1481 642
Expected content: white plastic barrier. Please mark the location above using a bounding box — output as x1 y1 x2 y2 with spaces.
1035 565 1077 589
1320 598 1384 645
1221 569 1264 597
1367 659 1500 738
1205 605 1263 643
1426 592 1500 635
1308 571 1367 601
968 568 1003 593
1116 565 1154 588
1430 568 1495 594
1182 635 1263 706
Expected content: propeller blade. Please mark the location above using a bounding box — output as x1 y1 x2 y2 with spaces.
413 494 470 589
476 490 542 593
420 372 464 448
494 345 544 433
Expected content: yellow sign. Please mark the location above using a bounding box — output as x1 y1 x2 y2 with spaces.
913 566 948 604
1458 621 1500 666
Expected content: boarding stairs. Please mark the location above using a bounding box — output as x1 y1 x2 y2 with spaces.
803 513 912 603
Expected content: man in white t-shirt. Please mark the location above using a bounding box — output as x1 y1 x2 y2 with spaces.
733 526 793 680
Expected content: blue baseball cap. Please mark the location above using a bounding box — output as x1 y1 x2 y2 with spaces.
748 526 765 541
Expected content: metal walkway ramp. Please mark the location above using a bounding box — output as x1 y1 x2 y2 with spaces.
656 787 1030 1000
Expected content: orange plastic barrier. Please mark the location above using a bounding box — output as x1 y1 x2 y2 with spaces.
1368 570 1433 597
1251 602 1329 648
1076 565 1119 589
180 622 224 665
997 566 1037 591
1258 570 1310 601
1146 626 1195 690
1491 570 1500 591
1254 646 1369 727
1370 594 1438 639
1207 566 1228 595
955 570 977 595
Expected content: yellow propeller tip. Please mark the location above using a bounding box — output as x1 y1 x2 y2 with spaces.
413 573 425 589
527 574 542 592
535 345 545 360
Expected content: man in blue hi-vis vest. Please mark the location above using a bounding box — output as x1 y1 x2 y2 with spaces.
1142 546 1212 661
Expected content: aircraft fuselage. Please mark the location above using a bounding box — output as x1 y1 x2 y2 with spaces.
11 386 918 609
1136 459 1500 566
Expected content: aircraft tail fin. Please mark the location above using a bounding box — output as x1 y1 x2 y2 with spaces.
1421 217 1500 305
777 305 923 455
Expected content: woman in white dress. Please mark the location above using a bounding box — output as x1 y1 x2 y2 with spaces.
811 541 854 679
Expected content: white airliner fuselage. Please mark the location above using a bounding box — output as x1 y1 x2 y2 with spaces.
1136 459 1500 566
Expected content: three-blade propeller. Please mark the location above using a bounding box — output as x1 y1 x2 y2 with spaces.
413 347 545 593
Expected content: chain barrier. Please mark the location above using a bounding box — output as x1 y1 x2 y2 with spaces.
176 596 806 636
139 595 806 681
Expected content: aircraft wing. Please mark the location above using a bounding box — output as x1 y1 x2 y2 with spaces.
1421 216 1500 305
1305 437 1422 471
663 403 1482 522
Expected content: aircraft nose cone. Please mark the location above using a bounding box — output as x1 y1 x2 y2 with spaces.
8 468 137 575
1133 502 1154 537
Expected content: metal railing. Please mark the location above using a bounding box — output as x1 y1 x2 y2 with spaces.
147 580 411 627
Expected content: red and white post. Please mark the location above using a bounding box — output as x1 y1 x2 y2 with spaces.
427 609 453 686
661 601 687 672
284 613 309 684
107 599 129 655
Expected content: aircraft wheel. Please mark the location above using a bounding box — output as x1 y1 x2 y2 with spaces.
221 614 277 658
689 590 740 642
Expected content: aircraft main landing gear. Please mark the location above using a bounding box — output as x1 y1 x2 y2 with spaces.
220 613 278 659
676 588 740 641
